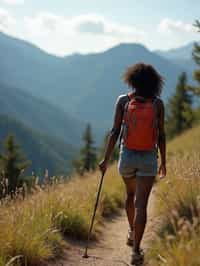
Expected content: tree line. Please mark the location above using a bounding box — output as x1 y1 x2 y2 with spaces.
0 135 30 199
166 20 200 139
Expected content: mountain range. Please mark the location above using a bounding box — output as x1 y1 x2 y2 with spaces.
0 32 197 129
0 31 198 174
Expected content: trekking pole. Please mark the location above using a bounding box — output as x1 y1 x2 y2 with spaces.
83 172 105 258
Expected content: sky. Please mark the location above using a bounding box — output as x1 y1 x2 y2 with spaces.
0 0 199 56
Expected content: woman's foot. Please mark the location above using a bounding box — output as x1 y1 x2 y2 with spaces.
127 228 134 246
131 250 144 265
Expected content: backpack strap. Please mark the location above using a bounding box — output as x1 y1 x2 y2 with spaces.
119 94 132 147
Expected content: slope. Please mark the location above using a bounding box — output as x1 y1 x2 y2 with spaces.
0 82 84 146
0 32 193 129
0 114 76 175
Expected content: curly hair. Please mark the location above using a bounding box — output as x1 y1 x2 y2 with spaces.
123 63 164 98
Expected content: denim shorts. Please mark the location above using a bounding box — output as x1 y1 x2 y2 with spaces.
118 145 158 178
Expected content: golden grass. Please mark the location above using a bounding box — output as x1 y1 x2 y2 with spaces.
0 164 124 265
148 125 200 266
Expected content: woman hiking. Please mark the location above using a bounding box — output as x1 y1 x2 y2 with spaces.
99 63 166 265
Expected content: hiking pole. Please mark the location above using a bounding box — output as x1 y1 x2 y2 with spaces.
83 172 105 258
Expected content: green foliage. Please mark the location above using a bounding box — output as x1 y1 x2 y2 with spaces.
166 72 194 139
188 20 200 97
0 114 76 176
73 124 97 174
0 135 30 197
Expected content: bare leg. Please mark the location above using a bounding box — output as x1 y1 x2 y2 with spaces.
123 177 136 231
133 176 155 253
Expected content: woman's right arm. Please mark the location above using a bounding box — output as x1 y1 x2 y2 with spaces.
99 97 124 175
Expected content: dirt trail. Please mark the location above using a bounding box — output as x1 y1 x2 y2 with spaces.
51 187 158 266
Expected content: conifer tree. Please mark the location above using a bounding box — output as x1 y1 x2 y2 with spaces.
0 135 30 197
188 20 200 97
80 124 97 172
166 72 194 139
73 124 97 174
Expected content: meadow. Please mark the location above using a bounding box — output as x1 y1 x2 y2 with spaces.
0 164 124 266
148 125 200 266
1 124 200 265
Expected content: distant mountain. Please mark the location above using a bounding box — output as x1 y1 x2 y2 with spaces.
0 32 196 129
60 43 191 128
0 114 76 175
156 42 195 60
0 82 85 146
155 42 198 75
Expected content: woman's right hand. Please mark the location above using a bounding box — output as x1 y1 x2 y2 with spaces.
99 159 108 175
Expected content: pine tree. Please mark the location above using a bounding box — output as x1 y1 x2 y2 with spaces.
73 124 97 174
166 72 194 139
188 20 200 97
0 135 30 197
80 124 97 172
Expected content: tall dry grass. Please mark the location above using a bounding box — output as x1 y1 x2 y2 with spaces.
0 164 124 265
148 125 200 266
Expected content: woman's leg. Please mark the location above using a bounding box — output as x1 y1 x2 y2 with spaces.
133 176 155 253
123 177 136 231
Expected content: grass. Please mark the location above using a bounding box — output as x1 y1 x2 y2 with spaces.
147 125 200 266
2 125 200 265
0 164 125 265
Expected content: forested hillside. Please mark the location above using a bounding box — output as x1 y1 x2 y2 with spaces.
0 82 84 146
0 115 76 175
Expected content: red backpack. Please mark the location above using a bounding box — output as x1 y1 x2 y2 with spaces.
122 92 158 151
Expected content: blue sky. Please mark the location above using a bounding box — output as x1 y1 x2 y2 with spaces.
0 0 199 56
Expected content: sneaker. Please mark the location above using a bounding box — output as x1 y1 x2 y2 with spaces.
127 228 134 246
131 250 144 265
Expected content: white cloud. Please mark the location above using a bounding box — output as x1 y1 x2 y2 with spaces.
72 14 141 37
156 18 199 50
0 0 24 5
24 12 143 37
0 8 16 33
158 18 195 34
22 12 145 55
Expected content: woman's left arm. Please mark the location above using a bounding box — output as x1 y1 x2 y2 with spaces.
157 99 167 178
99 97 123 175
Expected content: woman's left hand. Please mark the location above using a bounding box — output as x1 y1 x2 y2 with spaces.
158 163 167 179
99 159 108 175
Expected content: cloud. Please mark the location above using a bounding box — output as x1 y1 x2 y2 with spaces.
75 19 105 35
158 18 195 34
22 12 144 55
0 0 24 5
0 8 16 33
72 14 141 37
24 13 143 38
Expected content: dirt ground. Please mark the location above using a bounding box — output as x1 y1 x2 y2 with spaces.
49 187 158 266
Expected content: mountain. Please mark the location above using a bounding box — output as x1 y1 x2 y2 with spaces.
0 114 76 175
155 42 197 75
0 32 196 129
156 42 195 61
0 82 85 146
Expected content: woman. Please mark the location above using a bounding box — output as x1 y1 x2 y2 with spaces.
99 63 166 265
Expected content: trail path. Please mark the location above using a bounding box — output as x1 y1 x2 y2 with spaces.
51 187 158 266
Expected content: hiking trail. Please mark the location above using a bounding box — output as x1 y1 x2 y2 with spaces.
50 186 158 266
